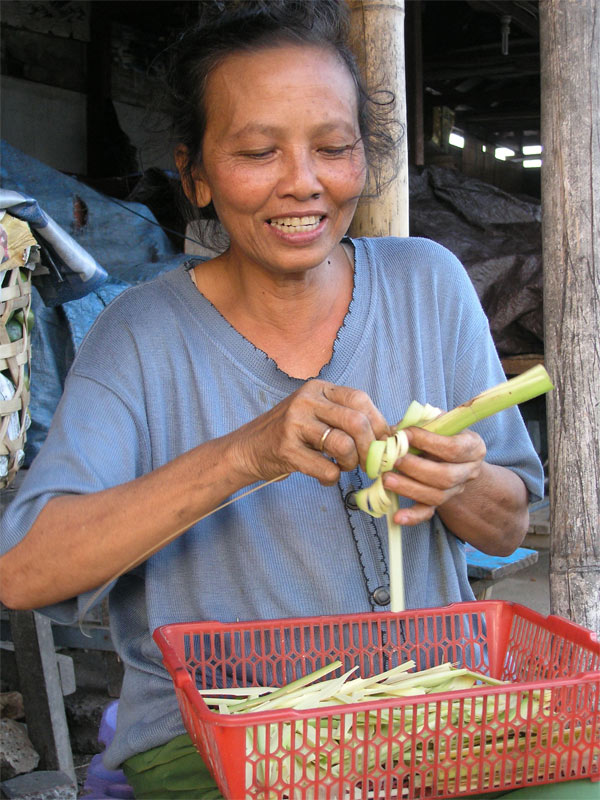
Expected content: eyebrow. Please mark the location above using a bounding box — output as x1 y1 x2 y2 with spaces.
228 120 358 142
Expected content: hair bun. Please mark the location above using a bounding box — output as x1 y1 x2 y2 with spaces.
196 0 348 34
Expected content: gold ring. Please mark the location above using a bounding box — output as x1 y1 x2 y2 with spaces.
319 427 333 451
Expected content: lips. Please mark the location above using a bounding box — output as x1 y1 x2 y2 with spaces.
268 215 323 233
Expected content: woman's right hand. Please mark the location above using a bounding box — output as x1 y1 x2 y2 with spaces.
0 381 387 609
229 379 390 486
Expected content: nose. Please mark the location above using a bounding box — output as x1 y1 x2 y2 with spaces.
276 147 323 199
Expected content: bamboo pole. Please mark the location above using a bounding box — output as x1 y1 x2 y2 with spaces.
348 0 409 238
539 0 600 637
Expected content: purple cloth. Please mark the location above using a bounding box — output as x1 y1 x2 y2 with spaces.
82 701 134 799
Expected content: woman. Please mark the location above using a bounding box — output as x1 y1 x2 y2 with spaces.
0 1 543 796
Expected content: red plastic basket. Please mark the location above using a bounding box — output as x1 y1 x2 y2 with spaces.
153 601 600 799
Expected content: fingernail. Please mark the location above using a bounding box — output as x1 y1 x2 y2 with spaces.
382 474 396 490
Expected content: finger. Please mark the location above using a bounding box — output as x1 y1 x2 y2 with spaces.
404 427 486 463
391 452 481 491
321 384 390 439
317 426 360 472
280 442 342 485
317 426 334 453
316 387 390 465
392 502 437 527
382 468 466 508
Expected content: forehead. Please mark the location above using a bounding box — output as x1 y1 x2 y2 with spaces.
202 43 360 138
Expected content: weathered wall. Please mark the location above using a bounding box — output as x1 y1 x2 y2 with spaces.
1 76 87 174
1 0 175 177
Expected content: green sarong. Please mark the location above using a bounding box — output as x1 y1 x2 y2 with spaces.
123 735 598 799
470 780 600 799
122 733 223 799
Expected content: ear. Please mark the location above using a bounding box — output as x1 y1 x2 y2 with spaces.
174 145 212 208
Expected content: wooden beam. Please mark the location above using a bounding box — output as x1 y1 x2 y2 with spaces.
462 111 540 123
540 0 600 637
444 38 540 57
348 0 409 237
467 0 540 39
500 354 544 376
424 58 540 82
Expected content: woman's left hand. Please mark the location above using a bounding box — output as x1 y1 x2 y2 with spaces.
381 425 530 555
381 427 486 526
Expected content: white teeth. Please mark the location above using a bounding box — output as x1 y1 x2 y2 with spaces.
269 215 322 232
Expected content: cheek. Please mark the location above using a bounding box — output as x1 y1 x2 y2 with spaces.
211 167 275 216
350 162 368 196
328 164 366 205
327 153 367 199
352 151 368 191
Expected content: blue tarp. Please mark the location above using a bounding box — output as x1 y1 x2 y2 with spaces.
1 141 189 462
1 140 179 285
0 188 109 306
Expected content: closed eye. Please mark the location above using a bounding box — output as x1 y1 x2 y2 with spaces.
319 146 353 156
240 150 275 160
319 137 364 157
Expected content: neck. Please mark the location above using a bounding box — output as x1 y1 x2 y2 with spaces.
195 244 352 329
191 243 354 378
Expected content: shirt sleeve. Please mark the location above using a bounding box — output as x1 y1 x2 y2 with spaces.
1 371 149 555
452 317 545 504
0 369 150 620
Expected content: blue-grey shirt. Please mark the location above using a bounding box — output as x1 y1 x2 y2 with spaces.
0 237 543 768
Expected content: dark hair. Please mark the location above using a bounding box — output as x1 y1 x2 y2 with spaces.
161 0 400 231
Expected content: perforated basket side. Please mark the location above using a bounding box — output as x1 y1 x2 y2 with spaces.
157 604 495 695
503 605 600 682
154 603 600 799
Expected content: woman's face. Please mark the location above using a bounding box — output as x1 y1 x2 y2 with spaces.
189 43 367 277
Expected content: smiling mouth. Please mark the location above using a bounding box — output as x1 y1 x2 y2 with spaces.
268 215 323 233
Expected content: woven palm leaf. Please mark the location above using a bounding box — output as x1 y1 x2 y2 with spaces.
0 213 38 488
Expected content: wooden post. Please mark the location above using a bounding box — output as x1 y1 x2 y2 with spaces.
348 0 409 237
540 0 600 636
9 610 76 783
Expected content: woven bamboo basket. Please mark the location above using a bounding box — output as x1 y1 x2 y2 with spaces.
0 212 38 489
